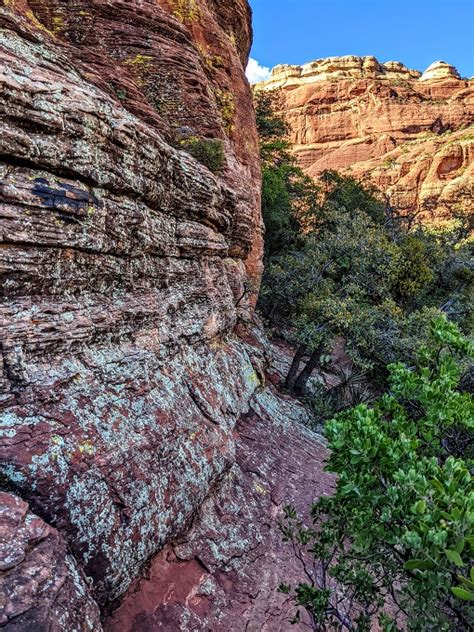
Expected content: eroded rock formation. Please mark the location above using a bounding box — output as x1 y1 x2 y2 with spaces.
0 492 102 630
0 0 258 618
256 55 474 223
0 1 328 629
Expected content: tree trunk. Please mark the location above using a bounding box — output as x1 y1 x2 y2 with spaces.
267 303 280 324
285 343 307 394
294 346 322 396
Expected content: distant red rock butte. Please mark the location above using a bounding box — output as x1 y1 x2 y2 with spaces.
255 56 474 224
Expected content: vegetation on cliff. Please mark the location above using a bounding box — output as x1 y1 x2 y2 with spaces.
256 90 473 407
255 91 474 630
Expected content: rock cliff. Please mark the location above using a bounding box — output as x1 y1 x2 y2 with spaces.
256 55 474 223
0 2 327 629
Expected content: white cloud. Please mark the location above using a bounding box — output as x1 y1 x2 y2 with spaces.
246 57 271 84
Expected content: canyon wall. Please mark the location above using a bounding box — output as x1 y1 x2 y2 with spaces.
1 3 330 629
256 56 474 223
0 0 271 625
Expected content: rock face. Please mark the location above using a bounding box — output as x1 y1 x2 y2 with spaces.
0 492 102 630
0 0 265 612
256 55 474 223
0 1 331 628
262 55 422 88
0 3 334 628
103 333 333 631
420 61 461 82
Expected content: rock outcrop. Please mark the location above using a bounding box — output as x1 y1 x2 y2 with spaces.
0 492 102 630
0 1 328 629
0 0 264 615
104 368 333 631
256 55 474 223
420 61 461 82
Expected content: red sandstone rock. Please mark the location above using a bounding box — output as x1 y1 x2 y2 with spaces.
0 0 263 608
0 491 102 630
104 381 334 631
256 55 474 223
0 2 333 628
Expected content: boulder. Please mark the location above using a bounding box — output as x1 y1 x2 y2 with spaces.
0 492 102 631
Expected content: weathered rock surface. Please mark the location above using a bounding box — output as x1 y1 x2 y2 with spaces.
1 337 263 603
256 55 474 223
104 373 333 631
0 0 266 611
420 61 461 82
0 2 333 629
261 55 422 88
0 491 102 630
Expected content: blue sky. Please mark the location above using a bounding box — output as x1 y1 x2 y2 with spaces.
247 0 474 82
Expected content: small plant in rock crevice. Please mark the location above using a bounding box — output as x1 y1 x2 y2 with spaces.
171 0 200 24
180 137 225 173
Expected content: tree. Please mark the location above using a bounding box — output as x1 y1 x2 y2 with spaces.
318 169 387 227
259 202 440 396
280 316 474 631
256 90 473 401
254 90 320 259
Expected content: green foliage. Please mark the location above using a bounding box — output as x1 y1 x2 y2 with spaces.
280 317 474 630
181 137 225 173
318 169 387 226
255 90 289 141
392 234 436 303
307 365 372 426
171 0 199 23
259 203 459 381
254 90 472 410
254 90 320 259
256 92 473 399
258 145 472 389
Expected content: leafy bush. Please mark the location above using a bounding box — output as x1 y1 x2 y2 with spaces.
181 137 225 173
280 316 474 631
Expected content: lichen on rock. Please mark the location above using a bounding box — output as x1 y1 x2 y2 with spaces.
0 0 263 610
0 491 102 630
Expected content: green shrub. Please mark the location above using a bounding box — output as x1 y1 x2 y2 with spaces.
181 137 225 173
215 88 236 135
280 316 474 631
254 90 320 260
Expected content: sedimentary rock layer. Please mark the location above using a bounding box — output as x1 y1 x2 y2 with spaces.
256 55 474 222
0 0 264 613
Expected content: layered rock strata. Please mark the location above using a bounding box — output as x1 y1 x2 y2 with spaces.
256 55 474 222
0 0 268 620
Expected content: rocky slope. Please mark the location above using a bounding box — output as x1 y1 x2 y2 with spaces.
0 1 326 629
256 55 474 223
104 340 333 631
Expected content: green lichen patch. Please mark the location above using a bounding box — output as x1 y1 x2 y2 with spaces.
214 88 236 136
171 0 200 25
